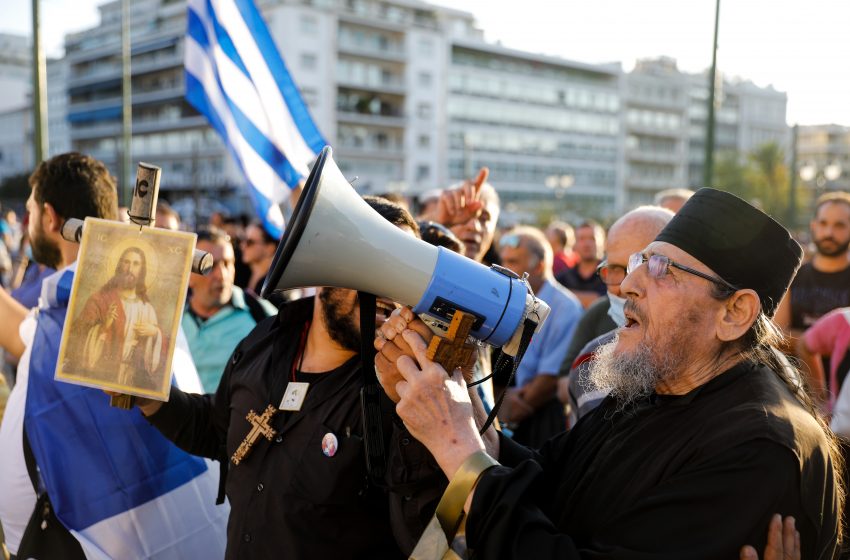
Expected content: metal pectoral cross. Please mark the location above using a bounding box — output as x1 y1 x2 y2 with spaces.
427 310 477 374
231 404 278 465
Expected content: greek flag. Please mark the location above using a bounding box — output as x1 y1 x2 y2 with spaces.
23 266 228 559
184 0 325 238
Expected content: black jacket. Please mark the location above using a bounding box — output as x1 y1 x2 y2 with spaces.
147 297 403 559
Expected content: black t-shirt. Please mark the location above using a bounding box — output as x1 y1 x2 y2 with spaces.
790 262 850 329
555 264 607 296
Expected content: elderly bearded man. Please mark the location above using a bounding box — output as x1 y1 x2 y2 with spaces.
379 189 841 559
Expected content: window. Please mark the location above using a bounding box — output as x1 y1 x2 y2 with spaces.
417 103 432 119
301 53 317 70
418 72 432 87
301 88 318 107
416 164 430 181
418 38 433 56
300 15 318 34
418 134 430 148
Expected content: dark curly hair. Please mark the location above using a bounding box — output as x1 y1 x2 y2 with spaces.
29 152 118 222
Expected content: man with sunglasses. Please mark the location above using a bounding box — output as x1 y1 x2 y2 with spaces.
383 188 841 559
496 226 582 447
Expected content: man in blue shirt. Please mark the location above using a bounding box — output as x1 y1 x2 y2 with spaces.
497 226 582 447
182 228 276 392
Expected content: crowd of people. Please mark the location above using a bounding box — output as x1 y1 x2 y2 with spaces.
0 151 846 558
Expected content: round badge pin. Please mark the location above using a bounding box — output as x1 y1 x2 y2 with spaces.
322 432 338 457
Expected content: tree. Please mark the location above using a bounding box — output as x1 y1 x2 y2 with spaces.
746 142 791 220
712 142 794 227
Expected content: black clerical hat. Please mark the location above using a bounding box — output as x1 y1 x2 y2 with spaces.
654 188 802 317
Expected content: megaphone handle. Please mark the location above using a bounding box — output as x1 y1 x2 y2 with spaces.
426 310 477 374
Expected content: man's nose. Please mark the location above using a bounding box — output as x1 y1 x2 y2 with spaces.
620 264 643 299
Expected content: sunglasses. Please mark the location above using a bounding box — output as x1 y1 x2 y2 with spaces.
499 233 521 249
596 260 628 286
627 252 738 291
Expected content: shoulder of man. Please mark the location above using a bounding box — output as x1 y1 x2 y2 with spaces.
236 286 278 324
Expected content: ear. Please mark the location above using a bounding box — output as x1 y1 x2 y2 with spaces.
41 202 62 234
715 289 760 343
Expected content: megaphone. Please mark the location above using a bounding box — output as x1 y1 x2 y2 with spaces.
262 146 549 353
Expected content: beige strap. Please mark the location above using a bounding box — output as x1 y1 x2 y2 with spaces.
434 451 499 542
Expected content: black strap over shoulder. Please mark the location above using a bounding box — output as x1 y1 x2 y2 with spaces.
19 427 87 559
22 425 40 494
243 290 272 324
480 317 537 434
358 291 386 481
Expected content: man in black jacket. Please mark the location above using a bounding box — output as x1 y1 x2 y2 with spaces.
130 197 421 559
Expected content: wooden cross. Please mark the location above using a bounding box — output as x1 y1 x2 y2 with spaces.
231 404 279 466
427 310 477 374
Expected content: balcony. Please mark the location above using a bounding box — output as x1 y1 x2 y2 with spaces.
337 38 406 62
336 76 405 95
625 148 682 165
337 111 406 128
335 144 404 160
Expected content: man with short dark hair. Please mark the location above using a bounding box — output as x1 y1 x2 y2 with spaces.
0 153 227 559
555 220 607 308
776 191 850 403
183 227 276 393
240 222 279 296
383 188 841 559
545 221 577 276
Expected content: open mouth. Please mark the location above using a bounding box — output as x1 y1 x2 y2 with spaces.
376 298 400 324
623 312 640 329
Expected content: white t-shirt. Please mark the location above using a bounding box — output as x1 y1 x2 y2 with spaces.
0 312 39 555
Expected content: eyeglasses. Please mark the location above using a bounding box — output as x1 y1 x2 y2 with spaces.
627 252 738 291
499 233 521 249
241 238 260 247
596 260 628 286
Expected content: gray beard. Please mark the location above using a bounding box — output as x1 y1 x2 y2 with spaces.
584 335 680 408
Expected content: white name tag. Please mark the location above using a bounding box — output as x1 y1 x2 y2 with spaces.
279 382 310 412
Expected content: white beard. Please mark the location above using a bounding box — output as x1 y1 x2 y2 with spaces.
584 334 680 408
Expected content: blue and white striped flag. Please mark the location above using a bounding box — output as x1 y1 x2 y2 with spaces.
184 0 326 238
23 265 228 559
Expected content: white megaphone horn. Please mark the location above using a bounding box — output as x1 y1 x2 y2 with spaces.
262 146 549 354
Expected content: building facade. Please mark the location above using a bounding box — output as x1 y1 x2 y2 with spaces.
59 0 628 220
687 72 789 187
622 57 689 207
446 41 623 221
796 124 850 194
7 2 794 222
0 32 68 184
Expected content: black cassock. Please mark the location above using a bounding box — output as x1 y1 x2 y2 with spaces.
147 297 403 559
467 362 840 560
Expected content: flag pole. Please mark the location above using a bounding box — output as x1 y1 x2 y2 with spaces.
703 0 720 189
31 0 48 164
121 0 133 206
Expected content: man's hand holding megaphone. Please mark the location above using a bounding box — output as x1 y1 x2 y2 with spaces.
374 307 477 403
421 168 490 228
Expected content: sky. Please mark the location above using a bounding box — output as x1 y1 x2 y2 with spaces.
2 0 849 125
